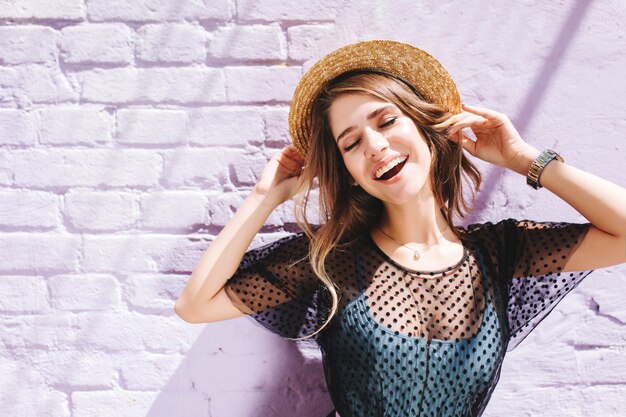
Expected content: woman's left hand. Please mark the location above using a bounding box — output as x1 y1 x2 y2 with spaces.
446 103 537 170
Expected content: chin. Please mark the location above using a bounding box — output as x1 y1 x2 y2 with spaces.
375 183 429 205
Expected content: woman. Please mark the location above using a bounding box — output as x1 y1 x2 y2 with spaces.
175 40 626 417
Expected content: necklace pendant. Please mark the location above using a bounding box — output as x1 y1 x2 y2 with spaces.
414 250 421 259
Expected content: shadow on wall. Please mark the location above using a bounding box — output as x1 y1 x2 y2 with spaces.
146 320 333 417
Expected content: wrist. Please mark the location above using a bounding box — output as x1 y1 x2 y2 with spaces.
508 145 541 176
248 188 284 209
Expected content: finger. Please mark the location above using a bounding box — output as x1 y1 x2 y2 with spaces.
284 144 305 158
446 111 475 124
448 116 488 135
461 103 501 120
277 152 304 172
282 151 304 167
447 130 477 154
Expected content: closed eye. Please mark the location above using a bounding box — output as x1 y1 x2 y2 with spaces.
343 117 398 152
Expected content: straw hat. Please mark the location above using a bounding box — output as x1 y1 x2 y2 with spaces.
288 39 461 157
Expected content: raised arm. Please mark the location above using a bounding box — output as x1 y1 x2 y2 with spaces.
505 143 626 271
447 103 626 272
175 144 305 323
174 191 278 323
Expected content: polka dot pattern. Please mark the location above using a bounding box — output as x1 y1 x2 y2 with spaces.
225 218 594 417
492 219 594 351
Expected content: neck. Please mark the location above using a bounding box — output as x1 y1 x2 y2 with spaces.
375 194 452 245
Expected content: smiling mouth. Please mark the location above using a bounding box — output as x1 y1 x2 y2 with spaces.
375 157 407 181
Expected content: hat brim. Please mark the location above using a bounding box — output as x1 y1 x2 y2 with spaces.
288 40 461 157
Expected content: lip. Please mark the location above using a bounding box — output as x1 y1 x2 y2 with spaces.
375 157 407 184
371 154 408 180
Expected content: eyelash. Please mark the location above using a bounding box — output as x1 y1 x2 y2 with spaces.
343 117 398 152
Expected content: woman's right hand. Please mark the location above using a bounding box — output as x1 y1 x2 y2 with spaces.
252 144 305 205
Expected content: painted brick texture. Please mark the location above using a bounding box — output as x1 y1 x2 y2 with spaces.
0 1 624 417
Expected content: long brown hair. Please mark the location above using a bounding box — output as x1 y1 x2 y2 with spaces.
290 70 482 341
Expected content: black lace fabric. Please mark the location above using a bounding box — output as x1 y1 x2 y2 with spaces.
224 218 593 417
494 219 594 351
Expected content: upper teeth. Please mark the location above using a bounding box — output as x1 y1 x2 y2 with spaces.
375 156 407 179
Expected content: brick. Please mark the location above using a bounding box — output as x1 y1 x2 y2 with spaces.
190 351 258 392
38 107 113 145
137 24 206 64
162 148 243 188
581 386 626 416
209 24 286 61
0 110 37 145
263 107 291 144
209 385 333 417
485 386 583 416
117 109 188 145
72 391 205 417
502 341 580 386
49 274 120 311
138 191 208 230
561 303 626 347
0 359 46 395
237 0 343 21
77 68 226 104
82 235 201 273
287 25 340 61
585 275 626 322
187 107 264 146
86 0 231 22
0 190 58 229
0 360 46 404
72 390 154 417
0 151 11 184
0 234 80 273
0 315 76 348
9 149 161 187
0 0 84 20
119 353 188 390
0 388 68 417
206 191 246 226
206 191 287 228
125 275 186 311
0 65 77 106
0 276 48 313
224 66 300 102
231 152 267 186
273 196 299 225
60 24 133 64
65 191 137 231
576 348 626 385
72 312 198 351
0 26 57 64
31 350 117 388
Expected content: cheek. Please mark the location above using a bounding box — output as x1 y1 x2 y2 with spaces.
399 122 426 145
341 156 359 179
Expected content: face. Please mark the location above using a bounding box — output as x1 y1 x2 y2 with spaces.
328 93 433 204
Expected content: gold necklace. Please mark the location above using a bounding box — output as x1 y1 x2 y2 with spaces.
376 222 449 260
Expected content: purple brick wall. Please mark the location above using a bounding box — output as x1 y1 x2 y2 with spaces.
0 0 624 416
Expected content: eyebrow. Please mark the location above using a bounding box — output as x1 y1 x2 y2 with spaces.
335 105 396 144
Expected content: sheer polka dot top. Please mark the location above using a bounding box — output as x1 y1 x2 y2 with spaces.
225 218 594 417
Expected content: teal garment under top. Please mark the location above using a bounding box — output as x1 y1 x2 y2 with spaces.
319 234 504 417
225 219 594 417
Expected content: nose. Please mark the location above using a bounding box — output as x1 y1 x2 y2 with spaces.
362 127 389 158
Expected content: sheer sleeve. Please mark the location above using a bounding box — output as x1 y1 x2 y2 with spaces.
224 232 328 346
485 218 594 351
